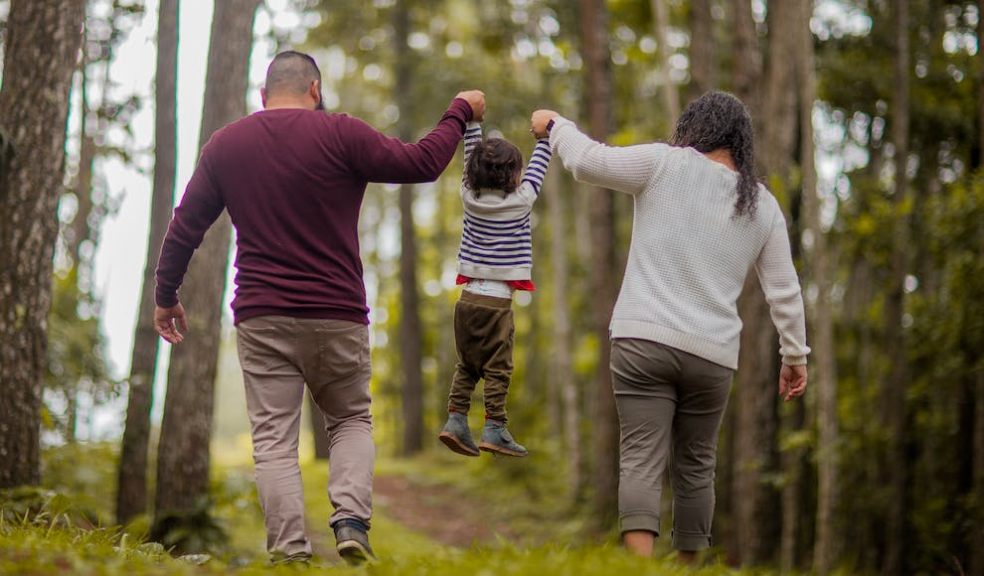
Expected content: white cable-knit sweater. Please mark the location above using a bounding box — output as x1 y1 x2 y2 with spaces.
549 117 810 370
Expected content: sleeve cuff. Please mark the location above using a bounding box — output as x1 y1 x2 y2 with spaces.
155 289 179 309
450 97 474 123
547 116 575 149
782 355 808 366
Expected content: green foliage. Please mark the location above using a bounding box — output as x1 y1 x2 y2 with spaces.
45 268 118 440
41 442 119 524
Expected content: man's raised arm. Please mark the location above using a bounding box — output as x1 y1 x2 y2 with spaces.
345 90 485 184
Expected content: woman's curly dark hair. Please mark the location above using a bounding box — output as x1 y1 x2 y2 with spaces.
670 90 759 218
465 138 523 196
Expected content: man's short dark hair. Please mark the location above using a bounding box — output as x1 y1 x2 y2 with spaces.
264 51 322 101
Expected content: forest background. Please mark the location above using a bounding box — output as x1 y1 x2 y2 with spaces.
0 0 982 575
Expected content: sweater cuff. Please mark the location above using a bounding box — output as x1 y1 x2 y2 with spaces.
450 97 474 124
155 289 179 309
782 355 808 366
547 116 576 150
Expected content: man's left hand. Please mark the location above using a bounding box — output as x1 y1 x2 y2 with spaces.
155 303 188 344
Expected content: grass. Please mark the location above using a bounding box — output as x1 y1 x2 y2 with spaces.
0 443 758 575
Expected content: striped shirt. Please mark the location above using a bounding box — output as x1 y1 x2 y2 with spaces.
456 122 552 281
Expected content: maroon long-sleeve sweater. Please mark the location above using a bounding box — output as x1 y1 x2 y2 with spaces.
155 98 473 325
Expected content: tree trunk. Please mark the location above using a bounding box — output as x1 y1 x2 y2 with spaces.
883 1 910 573
393 0 424 456
731 0 761 108
730 0 796 566
154 0 260 517
973 9 984 574
309 397 330 460
687 0 716 102
116 0 179 525
650 0 680 123
0 0 86 489
794 1 839 571
547 165 579 496
578 0 619 530
973 367 984 576
69 51 97 270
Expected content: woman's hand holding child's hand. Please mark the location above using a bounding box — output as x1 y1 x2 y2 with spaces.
530 109 559 139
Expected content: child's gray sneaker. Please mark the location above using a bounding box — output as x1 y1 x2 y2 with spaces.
479 421 528 457
333 520 375 565
439 411 480 457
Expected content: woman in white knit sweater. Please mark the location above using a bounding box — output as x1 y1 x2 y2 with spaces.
531 91 810 563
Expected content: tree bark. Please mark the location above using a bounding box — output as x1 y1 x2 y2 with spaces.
578 0 619 530
393 0 425 456
687 0 716 102
309 397 330 460
154 0 260 517
730 0 797 566
973 367 984 576
547 165 579 496
731 0 761 108
883 1 910 573
650 0 680 123
793 1 839 572
973 9 984 575
0 0 86 489
116 0 179 525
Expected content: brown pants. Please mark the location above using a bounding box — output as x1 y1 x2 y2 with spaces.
236 316 373 561
611 337 733 551
447 291 514 422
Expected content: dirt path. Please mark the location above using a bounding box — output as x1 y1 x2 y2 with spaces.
306 471 518 560
372 474 518 548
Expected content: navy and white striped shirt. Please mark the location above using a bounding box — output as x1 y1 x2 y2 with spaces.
456 122 552 282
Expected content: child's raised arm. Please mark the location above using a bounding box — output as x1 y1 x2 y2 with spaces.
521 138 552 196
461 121 483 187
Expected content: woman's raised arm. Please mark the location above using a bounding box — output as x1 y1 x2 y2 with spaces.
531 109 667 195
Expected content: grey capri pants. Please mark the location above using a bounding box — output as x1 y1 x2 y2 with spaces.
611 337 734 551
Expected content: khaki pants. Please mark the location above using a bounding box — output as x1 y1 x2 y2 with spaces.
611 338 733 551
447 291 514 422
236 316 373 560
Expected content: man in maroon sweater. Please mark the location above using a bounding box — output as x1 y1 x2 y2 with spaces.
154 51 484 565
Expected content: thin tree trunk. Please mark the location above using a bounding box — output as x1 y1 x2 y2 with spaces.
687 0 715 102
973 367 984 576
579 0 619 530
973 8 984 575
794 1 839 571
883 1 910 573
547 166 578 495
154 0 260 517
650 0 680 122
309 397 330 460
731 0 796 565
70 51 97 269
116 0 179 525
0 0 86 489
731 0 761 108
393 0 424 455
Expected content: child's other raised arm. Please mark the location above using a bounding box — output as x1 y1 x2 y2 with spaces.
521 138 552 197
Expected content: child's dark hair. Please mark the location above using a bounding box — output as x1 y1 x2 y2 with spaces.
465 138 523 195
671 90 759 217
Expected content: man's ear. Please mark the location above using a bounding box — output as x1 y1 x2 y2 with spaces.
310 80 322 109
260 87 268 108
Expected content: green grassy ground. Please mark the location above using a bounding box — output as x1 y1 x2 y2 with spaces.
0 444 752 575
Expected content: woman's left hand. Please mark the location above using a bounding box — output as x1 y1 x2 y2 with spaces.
778 364 808 401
